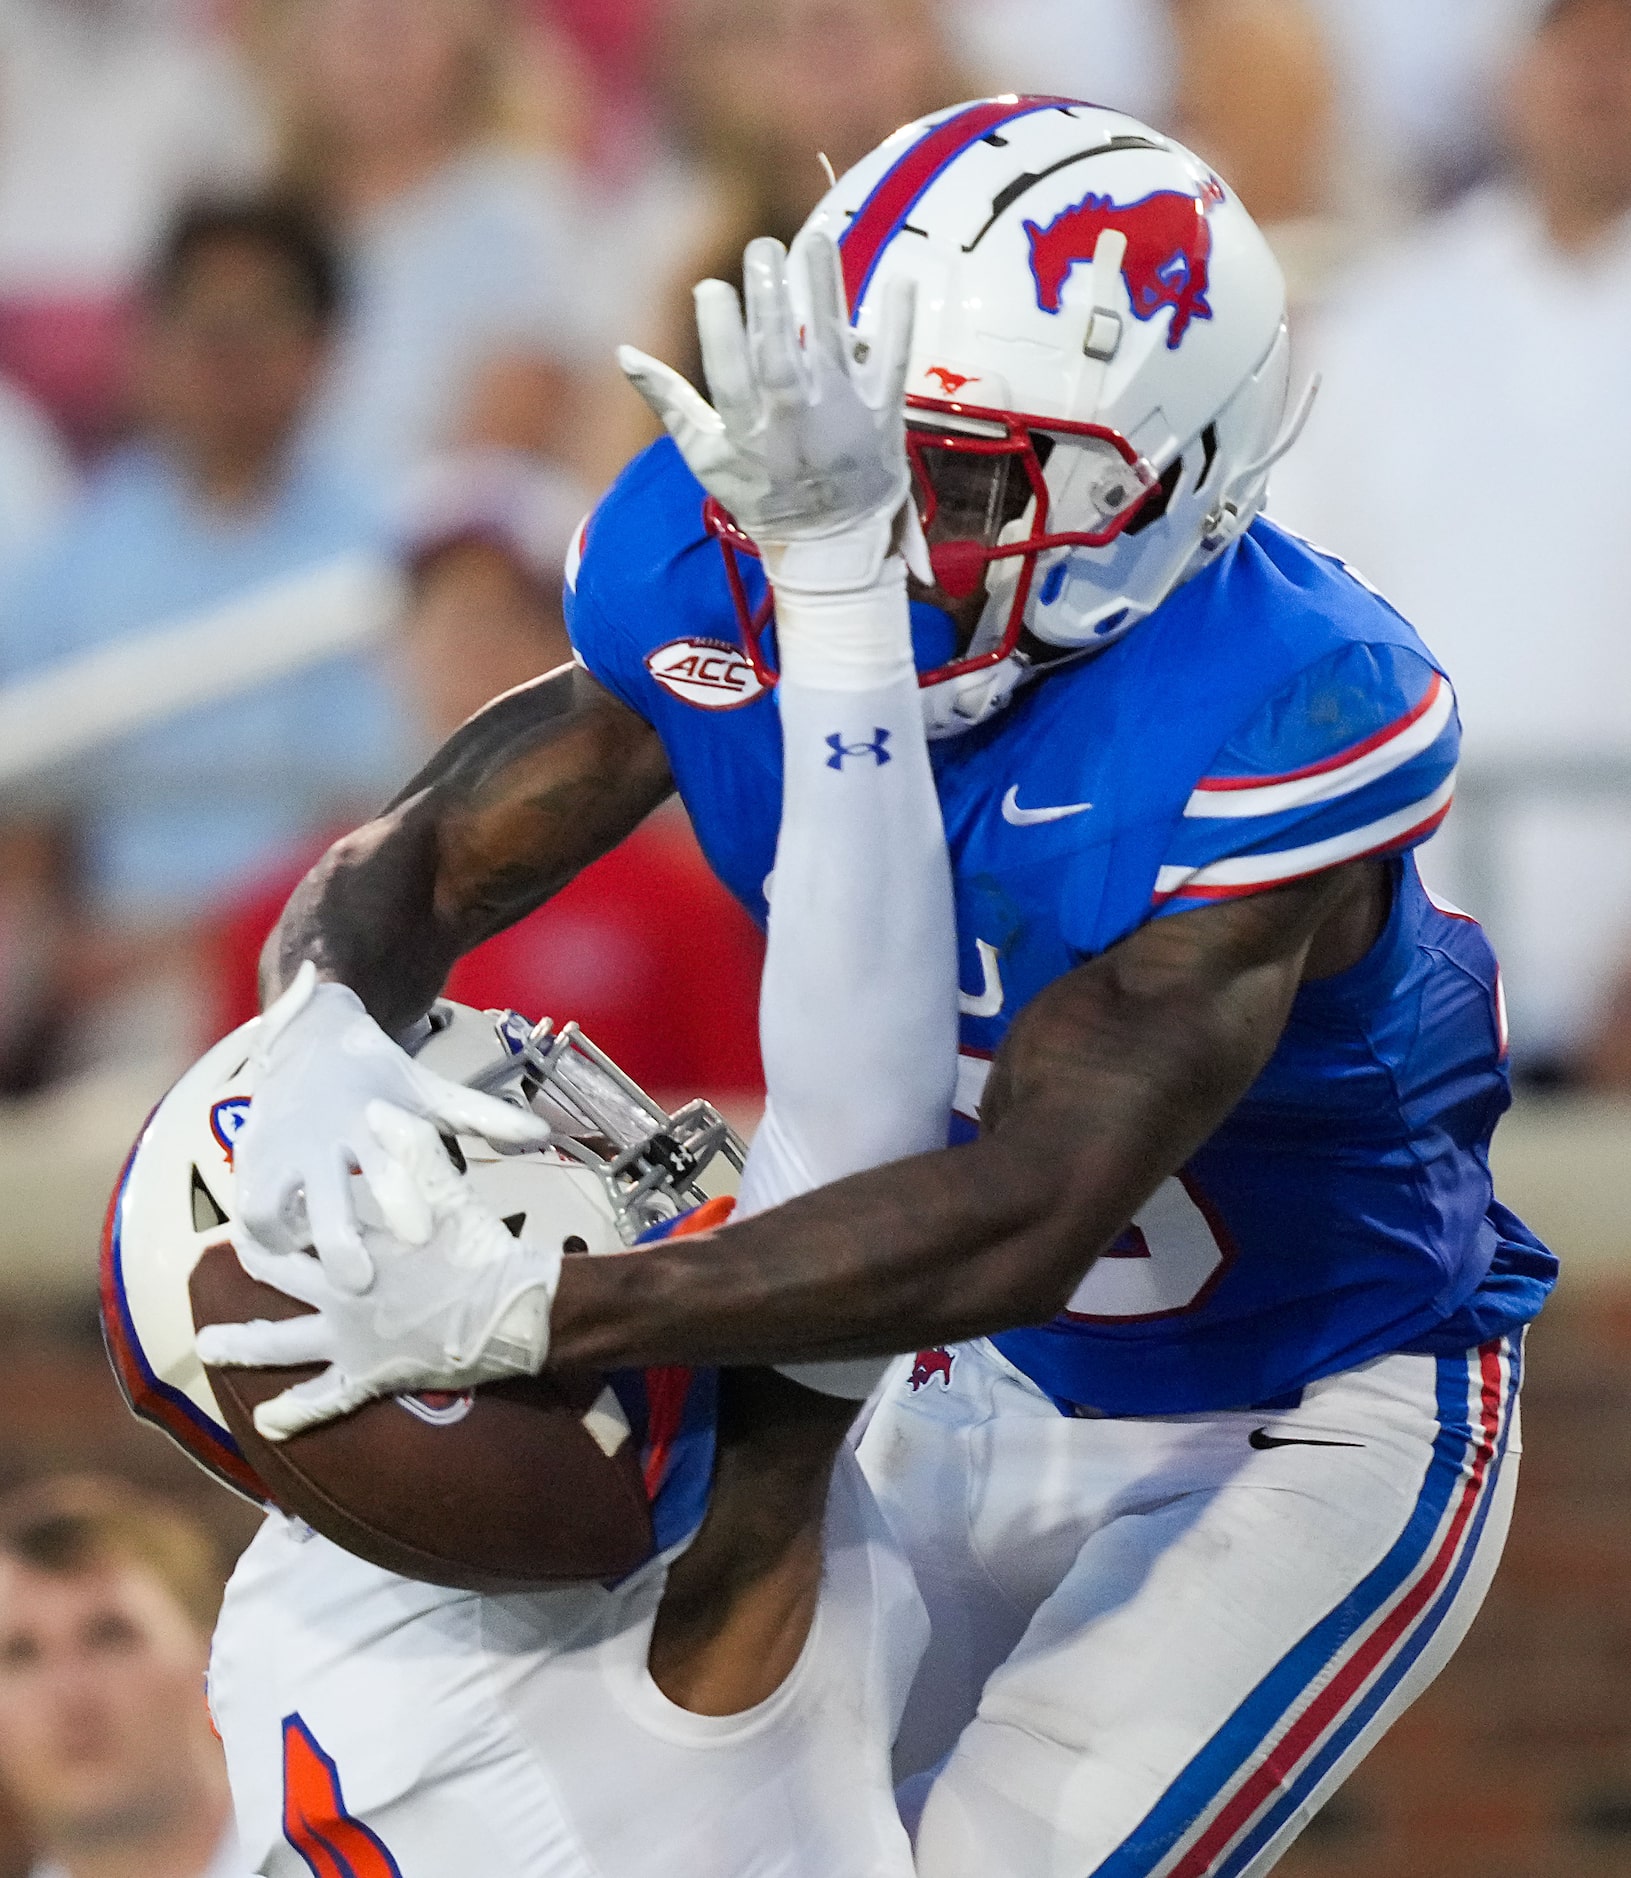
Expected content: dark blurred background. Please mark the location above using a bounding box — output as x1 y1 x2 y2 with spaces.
0 2 1628 1873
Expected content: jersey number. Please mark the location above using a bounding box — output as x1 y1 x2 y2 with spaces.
282 1713 403 1878
1063 1174 1234 1322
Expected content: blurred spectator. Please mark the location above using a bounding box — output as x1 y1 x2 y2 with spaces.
0 198 408 1083
392 448 590 728
1306 0 1550 210
0 825 72 1099
213 448 766 1103
580 0 970 484
532 0 658 170
946 0 1560 284
257 0 597 493
0 381 73 594
0 1477 242 1878
1268 0 1631 1081
945 2 1335 231
948 0 1173 124
0 0 270 455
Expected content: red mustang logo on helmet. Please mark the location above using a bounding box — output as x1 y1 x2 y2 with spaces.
1023 186 1216 348
909 1348 955 1391
924 366 977 397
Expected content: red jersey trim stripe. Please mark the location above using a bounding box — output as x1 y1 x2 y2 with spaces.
1186 676 1453 821
838 96 1078 311
1154 775 1455 904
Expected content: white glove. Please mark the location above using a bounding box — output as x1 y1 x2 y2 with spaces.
619 231 923 599
233 962 548 1293
198 1102 562 1441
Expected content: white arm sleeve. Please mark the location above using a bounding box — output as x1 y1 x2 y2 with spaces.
732 561 959 1397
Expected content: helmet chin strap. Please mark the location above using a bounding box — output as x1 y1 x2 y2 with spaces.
1199 373 1321 554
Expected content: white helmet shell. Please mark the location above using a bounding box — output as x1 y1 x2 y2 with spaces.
799 96 1294 732
101 1002 743 1501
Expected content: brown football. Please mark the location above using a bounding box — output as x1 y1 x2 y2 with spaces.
190 1242 653 1590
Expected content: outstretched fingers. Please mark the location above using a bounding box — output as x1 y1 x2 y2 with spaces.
232 1230 334 1308
196 1311 333 1371
251 1370 370 1442
618 345 723 443
421 1076 549 1150
352 1125 435 1247
797 230 852 379
875 273 919 424
248 959 320 1066
365 1101 467 1217
297 1146 376 1294
691 282 757 436
743 238 804 405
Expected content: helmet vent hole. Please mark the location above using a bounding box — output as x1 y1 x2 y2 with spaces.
190 1166 229 1233
439 1133 468 1174
501 1212 527 1239
1124 459 1183 538
562 1234 589 1255
1196 423 1220 491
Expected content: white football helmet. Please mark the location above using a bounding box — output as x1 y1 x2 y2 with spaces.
100 1001 744 1501
709 96 1304 736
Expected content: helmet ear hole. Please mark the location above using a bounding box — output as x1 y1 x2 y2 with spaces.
191 1166 229 1233
1195 423 1220 490
1123 457 1183 538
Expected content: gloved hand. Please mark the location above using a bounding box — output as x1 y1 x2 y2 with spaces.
619 231 923 599
199 1102 562 1441
233 962 549 1293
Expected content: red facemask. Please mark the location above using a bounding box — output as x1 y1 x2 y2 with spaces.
707 392 1161 687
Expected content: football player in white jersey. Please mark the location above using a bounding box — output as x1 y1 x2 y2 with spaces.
122 248 960 1877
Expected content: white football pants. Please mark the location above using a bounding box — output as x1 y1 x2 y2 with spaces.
208 1445 927 1878
858 1332 1522 1878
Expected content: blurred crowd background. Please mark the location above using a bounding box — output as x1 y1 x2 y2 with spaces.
1 2 1630 1875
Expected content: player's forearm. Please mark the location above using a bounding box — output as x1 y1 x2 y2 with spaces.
261 665 673 1031
547 1104 1182 1370
738 597 957 1208
549 875 1350 1369
549 991 1280 1369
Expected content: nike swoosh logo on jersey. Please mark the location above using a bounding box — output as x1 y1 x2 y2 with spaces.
1002 786 1094 825
1249 1428 1365 1451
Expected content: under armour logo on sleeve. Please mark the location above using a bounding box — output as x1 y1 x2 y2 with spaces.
826 729 892 770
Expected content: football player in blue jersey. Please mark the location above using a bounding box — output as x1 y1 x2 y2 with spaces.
207 100 1555 1876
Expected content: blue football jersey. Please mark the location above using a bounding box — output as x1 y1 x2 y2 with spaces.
565 439 1555 1416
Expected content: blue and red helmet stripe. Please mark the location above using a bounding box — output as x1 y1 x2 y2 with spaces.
98 1137 268 1504
838 96 1080 312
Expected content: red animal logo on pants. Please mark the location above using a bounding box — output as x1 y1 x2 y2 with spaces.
1023 186 1217 348
910 1348 954 1391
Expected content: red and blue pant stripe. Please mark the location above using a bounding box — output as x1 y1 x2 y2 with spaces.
1095 1335 1521 1877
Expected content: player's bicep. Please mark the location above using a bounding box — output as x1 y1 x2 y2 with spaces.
983 871 1349 1154
264 666 672 1016
390 664 673 941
